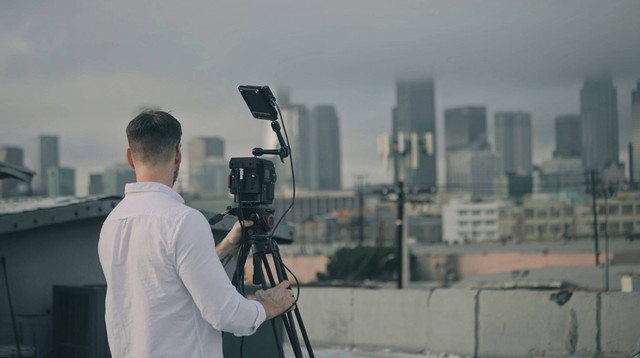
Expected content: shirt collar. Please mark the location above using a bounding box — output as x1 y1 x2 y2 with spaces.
124 182 185 204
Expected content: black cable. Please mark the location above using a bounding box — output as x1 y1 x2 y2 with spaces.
270 102 296 237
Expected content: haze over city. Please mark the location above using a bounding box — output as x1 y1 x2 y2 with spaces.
1 0 639 195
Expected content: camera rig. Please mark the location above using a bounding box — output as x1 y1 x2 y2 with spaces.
209 85 314 358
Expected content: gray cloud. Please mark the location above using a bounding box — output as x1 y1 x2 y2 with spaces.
0 0 639 193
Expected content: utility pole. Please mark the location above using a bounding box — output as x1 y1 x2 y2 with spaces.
354 174 368 246
587 170 600 266
378 130 434 289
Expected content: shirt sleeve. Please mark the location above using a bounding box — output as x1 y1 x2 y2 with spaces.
173 209 266 336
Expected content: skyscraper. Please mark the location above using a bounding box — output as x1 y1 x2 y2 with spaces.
444 106 487 151
395 78 437 189
33 135 59 195
269 104 311 190
495 111 532 174
188 137 224 193
0 146 25 198
580 75 619 171
48 167 75 197
103 163 136 195
554 115 581 158
444 106 487 191
310 105 342 190
631 81 640 183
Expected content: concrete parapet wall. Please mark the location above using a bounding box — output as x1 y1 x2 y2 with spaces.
295 288 640 357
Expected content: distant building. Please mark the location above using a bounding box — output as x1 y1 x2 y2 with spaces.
47 167 75 197
310 105 342 191
270 104 312 190
581 74 619 171
444 106 488 191
273 190 357 222
470 151 501 197
395 78 437 189
444 106 487 151
190 157 229 197
537 157 584 194
103 163 136 195
493 173 533 200
0 146 25 198
33 135 59 195
495 112 532 174
554 115 581 158
631 81 640 184
88 173 105 195
188 137 225 192
442 198 503 244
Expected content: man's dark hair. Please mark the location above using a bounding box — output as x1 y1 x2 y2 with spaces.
126 111 182 165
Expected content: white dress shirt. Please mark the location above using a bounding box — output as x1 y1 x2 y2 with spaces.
98 182 265 358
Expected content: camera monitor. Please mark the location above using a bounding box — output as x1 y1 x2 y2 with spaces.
238 85 278 121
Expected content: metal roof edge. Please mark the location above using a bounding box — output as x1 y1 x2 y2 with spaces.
0 196 122 235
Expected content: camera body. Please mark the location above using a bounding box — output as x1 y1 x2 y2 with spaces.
229 157 277 205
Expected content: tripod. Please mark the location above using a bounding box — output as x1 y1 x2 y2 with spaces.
231 218 315 358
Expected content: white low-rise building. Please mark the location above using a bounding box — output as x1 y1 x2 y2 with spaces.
442 197 505 244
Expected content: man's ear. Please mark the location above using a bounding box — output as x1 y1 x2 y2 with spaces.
126 148 135 169
175 143 182 165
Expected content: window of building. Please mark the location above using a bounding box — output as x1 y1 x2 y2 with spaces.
608 205 619 215
599 205 606 215
563 207 574 217
458 210 468 216
608 222 620 234
524 209 534 219
636 204 640 214
622 205 633 215
537 210 548 219
472 221 482 226
485 209 496 215
472 210 481 216
537 225 547 235
550 208 561 218
485 220 496 225
622 222 633 233
499 209 508 219
524 225 534 234
599 223 606 233
458 221 468 226
550 224 561 233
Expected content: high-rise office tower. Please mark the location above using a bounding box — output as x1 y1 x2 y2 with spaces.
268 104 311 190
631 81 640 183
188 137 224 193
444 106 487 191
0 146 25 198
395 78 437 189
495 111 532 174
444 106 487 151
580 75 619 171
310 105 342 190
470 151 501 196
554 115 582 158
103 163 136 195
48 167 75 197
33 135 60 195
88 173 105 195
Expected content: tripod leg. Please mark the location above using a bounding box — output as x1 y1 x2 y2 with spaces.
253 253 286 358
262 257 304 358
271 249 315 358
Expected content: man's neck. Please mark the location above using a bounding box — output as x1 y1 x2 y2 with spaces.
134 165 175 188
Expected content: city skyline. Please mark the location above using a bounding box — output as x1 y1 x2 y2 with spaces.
1 1 639 195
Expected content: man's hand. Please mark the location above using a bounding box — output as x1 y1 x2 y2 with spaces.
253 281 295 320
217 220 253 266
224 220 253 247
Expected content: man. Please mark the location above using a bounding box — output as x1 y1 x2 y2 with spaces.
98 110 294 358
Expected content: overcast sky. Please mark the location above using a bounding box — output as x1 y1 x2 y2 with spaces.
1 0 639 195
